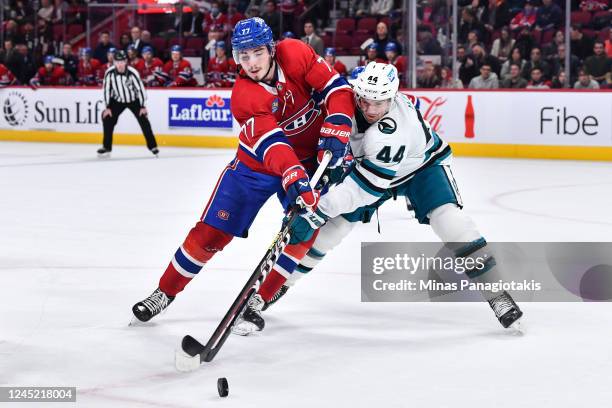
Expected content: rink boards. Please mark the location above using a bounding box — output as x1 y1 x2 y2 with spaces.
0 86 611 161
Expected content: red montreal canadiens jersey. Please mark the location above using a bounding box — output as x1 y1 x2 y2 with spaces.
136 58 164 86
231 39 353 176
162 59 197 87
77 58 101 86
332 60 347 77
0 64 16 87
206 56 236 87
34 66 70 85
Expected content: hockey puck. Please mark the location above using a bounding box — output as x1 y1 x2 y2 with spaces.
217 377 229 397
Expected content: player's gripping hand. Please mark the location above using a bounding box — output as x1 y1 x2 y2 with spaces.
318 114 352 168
282 165 318 209
289 208 329 244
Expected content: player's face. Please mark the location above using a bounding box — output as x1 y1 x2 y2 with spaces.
357 96 391 123
171 51 181 62
238 46 272 82
143 52 152 61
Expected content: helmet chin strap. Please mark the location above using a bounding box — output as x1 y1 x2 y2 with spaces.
259 56 276 86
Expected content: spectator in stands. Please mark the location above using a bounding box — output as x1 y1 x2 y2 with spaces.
203 2 228 35
0 63 17 87
0 39 19 73
127 45 142 69
469 63 499 89
573 68 600 89
136 46 164 87
97 47 116 84
246 5 261 18
472 43 500 75
142 31 153 47
526 67 551 89
94 31 115 64
301 20 324 57
418 30 442 56
261 1 281 38
324 48 347 77
179 3 204 37
360 42 386 66
119 34 131 51
418 62 441 88
37 0 54 24
465 30 480 50
3 20 23 44
205 41 236 88
459 7 485 44
30 55 71 87
513 26 535 62
509 1 537 32
77 47 101 86
438 66 463 89
14 44 37 85
60 43 79 82
543 30 565 59
459 51 479 86
52 0 67 25
160 45 197 87
10 1 34 26
491 26 515 63
131 26 149 56
605 28 612 58
481 0 512 32
353 0 369 17
522 47 551 80
372 22 395 60
500 63 528 88
570 25 595 62
549 44 580 84
535 0 562 31
583 41 612 85
550 69 569 89
369 0 394 16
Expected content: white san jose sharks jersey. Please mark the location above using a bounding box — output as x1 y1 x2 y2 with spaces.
318 92 451 219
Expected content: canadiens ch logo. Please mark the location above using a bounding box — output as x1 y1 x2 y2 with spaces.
217 210 230 220
279 99 321 137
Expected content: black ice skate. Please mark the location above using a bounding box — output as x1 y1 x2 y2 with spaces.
232 294 265 336
488 291 523 329
131 288 175 323
97 147 111 158
150 147 159 157
262 285 289 311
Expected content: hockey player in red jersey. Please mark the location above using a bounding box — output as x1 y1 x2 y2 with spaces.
97 47 116 85
76 47 101 86
323 47 347 77
205 41 236 87
132 17 354 323
135 46 164 87
159 45 198 87
385 42 407 87
127 44 142 69
30 55 72 87
0 63 16 87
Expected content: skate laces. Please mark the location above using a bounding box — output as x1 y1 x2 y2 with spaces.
248 294 265 312
142 289 170 315
489 292 515 318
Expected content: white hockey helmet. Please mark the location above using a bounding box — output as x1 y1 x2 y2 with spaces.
353 62 400 101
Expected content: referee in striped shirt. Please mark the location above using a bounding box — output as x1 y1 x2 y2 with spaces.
98 50 159 157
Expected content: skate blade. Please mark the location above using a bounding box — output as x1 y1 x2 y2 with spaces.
175 347 200 372
97 152 111 159
231 319 260 337
507 318 525 336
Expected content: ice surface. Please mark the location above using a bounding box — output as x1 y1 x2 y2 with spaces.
1 142 611 407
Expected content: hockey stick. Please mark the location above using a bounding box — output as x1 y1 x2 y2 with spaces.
177 151 333 368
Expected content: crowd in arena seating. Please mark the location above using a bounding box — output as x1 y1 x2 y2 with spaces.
0 0 610 90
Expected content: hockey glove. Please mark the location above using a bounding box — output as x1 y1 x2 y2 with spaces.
318 114 352 169
282 165 318 209
289 208 329 244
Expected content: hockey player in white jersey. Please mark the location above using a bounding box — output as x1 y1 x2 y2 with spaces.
233 62 523 335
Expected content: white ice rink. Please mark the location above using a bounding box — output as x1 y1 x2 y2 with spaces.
1 142 612 407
